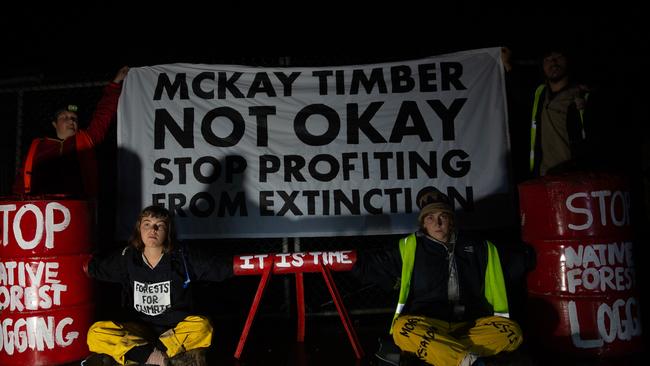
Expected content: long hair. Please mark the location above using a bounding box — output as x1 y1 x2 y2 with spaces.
129 205 176 253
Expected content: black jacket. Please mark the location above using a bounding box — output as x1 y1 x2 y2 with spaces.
352 230 494 322
88 245 233 332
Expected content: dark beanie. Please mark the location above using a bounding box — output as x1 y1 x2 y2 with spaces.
53 104 79 119
416 186 454 223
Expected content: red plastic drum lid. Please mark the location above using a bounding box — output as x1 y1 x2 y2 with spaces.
526 240 636 295
0 302 94 365
526 293 643 357
0 199 95 257
518 172 632 240
1 254 93 310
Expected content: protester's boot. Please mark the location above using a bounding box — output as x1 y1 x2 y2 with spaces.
168 348 208 366
80 353 117 366
375 336 401 366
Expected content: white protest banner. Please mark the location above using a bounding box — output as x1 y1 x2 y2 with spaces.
117 47 513 239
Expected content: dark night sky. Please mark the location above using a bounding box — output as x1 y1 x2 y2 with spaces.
3 5 647 168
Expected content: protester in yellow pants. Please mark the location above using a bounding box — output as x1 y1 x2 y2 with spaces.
352 186 524 366
83 206 233 365
393 315 521 366
87 315 212 365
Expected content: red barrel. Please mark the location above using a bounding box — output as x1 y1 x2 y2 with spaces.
518 172 643 356
0 199 95 365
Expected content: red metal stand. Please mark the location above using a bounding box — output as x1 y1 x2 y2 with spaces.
234 261 273 359
295 272 306 342
233 252 364 360
318 263 364 359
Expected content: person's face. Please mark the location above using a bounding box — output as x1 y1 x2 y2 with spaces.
422 211 452 243
52 111 78 140
140 216 168 249
542 52 568 82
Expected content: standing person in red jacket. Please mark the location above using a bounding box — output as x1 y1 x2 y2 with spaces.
12 66 129 198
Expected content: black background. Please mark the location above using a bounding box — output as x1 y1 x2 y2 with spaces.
2 5 646 83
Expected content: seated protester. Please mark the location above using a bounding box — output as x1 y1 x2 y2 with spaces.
352 187 523 366
84 205 233 366
13 66 129 198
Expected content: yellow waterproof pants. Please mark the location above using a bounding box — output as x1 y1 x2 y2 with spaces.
392 315 522 366
87 315 213 365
